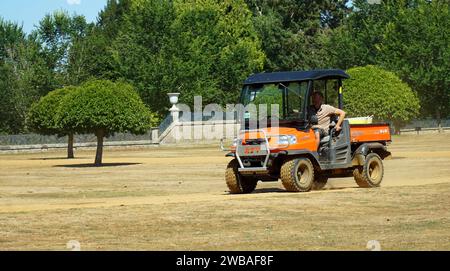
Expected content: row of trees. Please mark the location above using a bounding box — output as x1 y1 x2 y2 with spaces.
1 0 449 134
330 0 450 129
0 13 93 134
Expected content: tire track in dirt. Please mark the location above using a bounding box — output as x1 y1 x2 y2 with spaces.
0 192 266 213
2 178 450 214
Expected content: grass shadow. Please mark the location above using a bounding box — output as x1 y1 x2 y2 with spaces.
391 156 406 160
54 163 142 168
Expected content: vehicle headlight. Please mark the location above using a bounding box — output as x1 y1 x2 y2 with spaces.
277 135 297 145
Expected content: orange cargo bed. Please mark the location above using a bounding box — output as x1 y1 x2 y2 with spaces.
349 123 391 144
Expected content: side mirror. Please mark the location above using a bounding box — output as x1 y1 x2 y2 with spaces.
310 115 318 125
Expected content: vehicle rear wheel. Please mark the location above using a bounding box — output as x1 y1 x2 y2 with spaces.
353 153 384 188
225 159 258 194
312 174 328 190
280 157 314 192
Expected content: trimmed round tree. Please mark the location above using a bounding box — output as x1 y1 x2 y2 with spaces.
57 80 153 166
27 86 77 158
344 65 420 133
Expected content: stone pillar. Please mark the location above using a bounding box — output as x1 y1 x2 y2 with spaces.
151 128 159 143
170 106 180 124
168 93 181 142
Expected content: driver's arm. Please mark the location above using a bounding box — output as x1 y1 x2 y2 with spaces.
335 109 346 131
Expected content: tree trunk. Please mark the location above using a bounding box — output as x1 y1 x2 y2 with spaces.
393 121 401 135
94 129 105 166
67 133 74 159
436 108 443 133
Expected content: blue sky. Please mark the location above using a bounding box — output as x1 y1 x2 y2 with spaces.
0 0 108 34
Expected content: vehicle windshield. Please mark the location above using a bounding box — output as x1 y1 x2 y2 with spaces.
241 81 309 122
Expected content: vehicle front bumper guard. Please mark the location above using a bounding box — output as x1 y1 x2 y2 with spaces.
221 129 290 174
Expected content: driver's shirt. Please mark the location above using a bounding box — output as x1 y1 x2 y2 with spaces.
309 104 337 131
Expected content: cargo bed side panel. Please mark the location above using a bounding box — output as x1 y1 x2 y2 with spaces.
350 123 391 143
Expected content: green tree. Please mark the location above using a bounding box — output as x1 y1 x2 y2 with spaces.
97 0 133 40
33 11 92 87
57 80 153 166
0 64 17 133
379 0 450 130
67 1 130 85
1 18 27 133
245 0 351 71
167 0 265 107
112 0 176 114
1 18 50 133
327 0 409 69
246 0 351 34
67 27 120 85
344 65 420 133
26 87 77 158
0 17 25 60
329 0 449 128
111 0 264 115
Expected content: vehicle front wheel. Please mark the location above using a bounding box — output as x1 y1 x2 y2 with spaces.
280 157 315 192
353 153 384 188
225 159 258 194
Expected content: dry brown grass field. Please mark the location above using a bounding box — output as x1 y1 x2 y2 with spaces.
1 134 450 250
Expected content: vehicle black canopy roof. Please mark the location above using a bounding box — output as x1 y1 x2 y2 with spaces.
244 69 350 85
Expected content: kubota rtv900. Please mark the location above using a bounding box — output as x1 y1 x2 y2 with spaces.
222 69 392 193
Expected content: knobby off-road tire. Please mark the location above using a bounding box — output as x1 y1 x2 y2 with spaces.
280 157 315 192
312 174 328 190
225 159 258 194
353 153 384 188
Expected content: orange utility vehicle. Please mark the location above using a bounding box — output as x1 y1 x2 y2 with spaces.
223 69 392 193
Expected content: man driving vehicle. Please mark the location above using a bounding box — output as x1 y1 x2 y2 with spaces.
308 91 346 151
